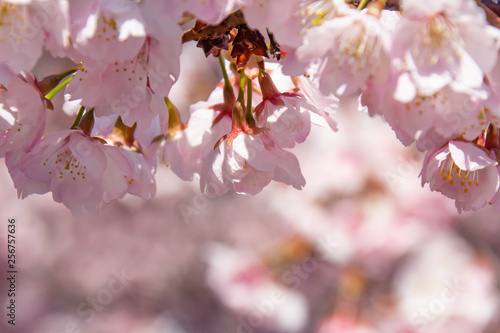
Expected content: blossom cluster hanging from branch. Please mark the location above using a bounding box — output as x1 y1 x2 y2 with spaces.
1 0 500 214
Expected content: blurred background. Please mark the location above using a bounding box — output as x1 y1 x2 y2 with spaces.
2 44 500 333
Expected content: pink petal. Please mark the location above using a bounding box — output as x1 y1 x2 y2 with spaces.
449 140 497 171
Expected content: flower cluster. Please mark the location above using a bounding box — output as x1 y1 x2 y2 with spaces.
1 0 500 213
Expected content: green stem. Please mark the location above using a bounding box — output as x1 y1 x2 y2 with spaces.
237 70 246 107
246 76 254 127
357 0 371 10
45 75 73 100
70 106 85 129
218 56 231 90
55 68 78 81
165 97 185 134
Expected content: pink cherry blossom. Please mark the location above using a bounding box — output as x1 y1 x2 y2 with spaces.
9 129 133 214
200 132 305 196
0 70 47 156
89 114 157 200
155 70 236 182
157 130 198 182
0 1 45 72
66 0 146 63
158 101 232 182
254 72 313 149
294 75 338 130
296 4 392 96
62 0 182 129
421 140 499 212
30 0 71 57
363 71 495 151
120 149 156 200
66 34 180 128
255 94 312 149
392 0 500 98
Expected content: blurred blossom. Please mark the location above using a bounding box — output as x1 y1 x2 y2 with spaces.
395 232 498 332
205 243 308 332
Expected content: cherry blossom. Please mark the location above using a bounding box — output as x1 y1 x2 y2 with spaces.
9 129 133 214
254 71 313 149
393 0 500 98
30 0 71 56
362 72 495 151
66 0 146 63
61 0 182 129
92 115 158 201
119 149 156 200
158 101 232 182
65 33 181 128
296 2 392 96
200 132 305 195
0 1 45 72
421 140 499 212
0 69 47 156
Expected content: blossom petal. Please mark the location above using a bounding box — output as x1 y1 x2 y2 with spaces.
449 140 497 171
